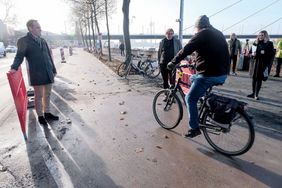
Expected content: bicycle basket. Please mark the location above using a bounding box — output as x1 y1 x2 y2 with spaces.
206 94 240 124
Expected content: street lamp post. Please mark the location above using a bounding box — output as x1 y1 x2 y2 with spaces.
178 0 184 44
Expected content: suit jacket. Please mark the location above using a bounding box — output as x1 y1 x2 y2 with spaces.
158 37 182 64
11 33 57 86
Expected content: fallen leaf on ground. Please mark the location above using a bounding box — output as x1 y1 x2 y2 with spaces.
66 119 72 124
119 101 125 105
135 148 144 153
0 166 7 172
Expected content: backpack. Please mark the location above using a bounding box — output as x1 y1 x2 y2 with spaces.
206 94 240 124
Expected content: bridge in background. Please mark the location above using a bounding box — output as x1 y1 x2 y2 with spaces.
99 34 282 40
47 34 282 41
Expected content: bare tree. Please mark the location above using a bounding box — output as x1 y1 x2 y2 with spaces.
122 0 131 65
91 0 103 55
105 0 111 61
0 0 17 25
86 7 92 49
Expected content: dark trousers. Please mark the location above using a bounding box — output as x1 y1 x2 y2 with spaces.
252 78 262 97
230 54 238 73
160 63 175 89
120 50 124 56
275 58 282 76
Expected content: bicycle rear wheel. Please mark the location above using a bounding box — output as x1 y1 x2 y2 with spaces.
201 109 255 156
152 89 183 129
144 61 160 78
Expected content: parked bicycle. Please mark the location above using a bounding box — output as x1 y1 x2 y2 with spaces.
152 63 255 156
117 54 160 79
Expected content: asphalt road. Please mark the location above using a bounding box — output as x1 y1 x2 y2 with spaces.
0 49 281 188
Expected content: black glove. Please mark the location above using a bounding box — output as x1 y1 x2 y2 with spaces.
167 62 176 70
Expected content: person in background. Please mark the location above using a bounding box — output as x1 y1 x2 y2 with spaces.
167 15 230 138
247 30 274 100
242 39 251 71
119 42 125 56
228 33 242 75
9 19 59 126
274 39 282 77
158 28 182 94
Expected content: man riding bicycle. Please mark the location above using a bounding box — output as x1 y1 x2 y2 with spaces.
167 15 230 138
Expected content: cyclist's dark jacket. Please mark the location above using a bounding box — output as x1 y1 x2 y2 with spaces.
172 27 230 76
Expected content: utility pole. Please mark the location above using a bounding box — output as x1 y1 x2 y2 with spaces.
178 0 184 44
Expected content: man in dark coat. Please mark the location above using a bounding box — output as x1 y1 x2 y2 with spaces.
10 19 59 125
167 15 230 138
158 28 182 91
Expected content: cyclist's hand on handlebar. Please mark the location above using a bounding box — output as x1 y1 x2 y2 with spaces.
167 62 176 70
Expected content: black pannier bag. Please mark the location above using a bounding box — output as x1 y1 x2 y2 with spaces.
206 94 240 124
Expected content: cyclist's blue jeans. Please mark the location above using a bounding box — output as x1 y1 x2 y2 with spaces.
185 74 227 130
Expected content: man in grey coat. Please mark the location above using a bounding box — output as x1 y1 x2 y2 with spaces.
158 28 182 92
10 19 58 126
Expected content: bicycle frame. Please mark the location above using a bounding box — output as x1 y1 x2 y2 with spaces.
170 64 212 124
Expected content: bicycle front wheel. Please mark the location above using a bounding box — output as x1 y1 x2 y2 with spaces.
152 89 183 129
201 109 255 156
144 61 160 78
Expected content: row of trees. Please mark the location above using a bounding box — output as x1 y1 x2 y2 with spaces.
69 0 132 64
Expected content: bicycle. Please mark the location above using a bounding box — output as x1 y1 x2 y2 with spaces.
117 54 160 79
117 54 145 78
152 63 255 156
137 53 160 78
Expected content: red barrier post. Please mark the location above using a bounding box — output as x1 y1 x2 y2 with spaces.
7 67 28 140
176 60 196 95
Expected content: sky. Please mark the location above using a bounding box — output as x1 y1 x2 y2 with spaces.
1 0 282 35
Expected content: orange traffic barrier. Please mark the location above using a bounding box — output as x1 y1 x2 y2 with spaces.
7 67 28 140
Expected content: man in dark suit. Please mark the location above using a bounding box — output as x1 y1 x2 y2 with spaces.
10 19 59 126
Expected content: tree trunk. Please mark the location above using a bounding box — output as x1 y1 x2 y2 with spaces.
90 3 96 50
84 23 90 51
87 10 92 49
122 0 131 65
79 21 86 48
105 0 112 61
93 2 103 55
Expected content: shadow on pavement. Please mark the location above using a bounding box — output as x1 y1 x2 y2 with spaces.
26 109 58 188
27 101 121 187
49 78 122 187
42 125 121 188
198 148 282 188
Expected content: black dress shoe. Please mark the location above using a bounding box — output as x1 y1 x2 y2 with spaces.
44 113 59 120
38 116 48 126
184 128 201 138
247 93 254 98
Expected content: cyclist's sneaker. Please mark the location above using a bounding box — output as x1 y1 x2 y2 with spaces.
184 128 201 138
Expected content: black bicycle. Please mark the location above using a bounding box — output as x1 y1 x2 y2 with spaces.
152 63 255 156
117 54 145 78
